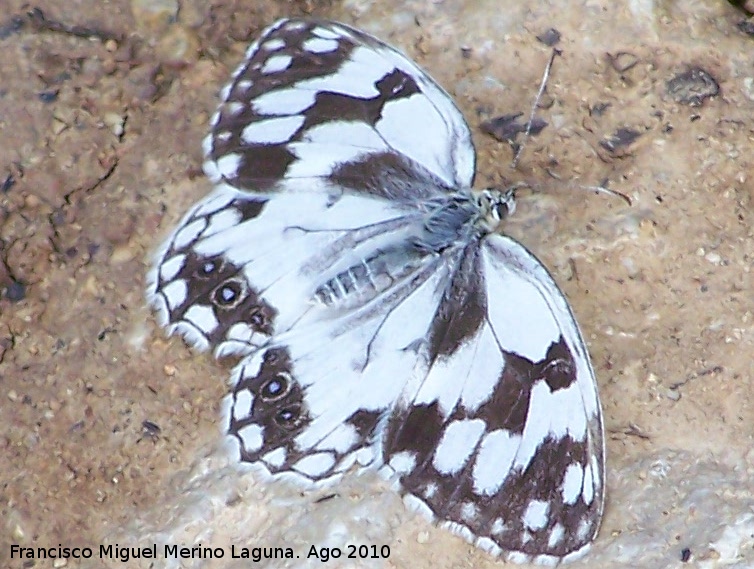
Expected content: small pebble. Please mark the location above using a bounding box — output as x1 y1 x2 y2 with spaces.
743 77 754 101
6 281 26 302
666 389 681 401
110 245 134 264
156 26 200 65
609 51 639 72
51 118 68 135
38 90 59 103
103 112 125 137
666 67 720 106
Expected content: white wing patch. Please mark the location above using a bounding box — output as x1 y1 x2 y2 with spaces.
147 16 605 565
432 419 486 475
472 430 521 496
241 115 305 144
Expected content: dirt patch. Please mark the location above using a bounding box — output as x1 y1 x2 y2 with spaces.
3 1 754 568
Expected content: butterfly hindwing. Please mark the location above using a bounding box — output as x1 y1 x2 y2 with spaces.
224 244 458 482
148 188 273 354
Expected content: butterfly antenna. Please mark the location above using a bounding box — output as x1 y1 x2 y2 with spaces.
535 172 632 206
512 48 561 169
511 49 632 208
575 180 632 206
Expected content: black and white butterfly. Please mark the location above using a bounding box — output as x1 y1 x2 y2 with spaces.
147 18 604 565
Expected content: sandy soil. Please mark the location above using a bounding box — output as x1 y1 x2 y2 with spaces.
3 1 754 568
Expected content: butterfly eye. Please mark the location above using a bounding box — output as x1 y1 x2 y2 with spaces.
274 404 301 429
260 372 292 401
211 278 246 308
196 258 222 278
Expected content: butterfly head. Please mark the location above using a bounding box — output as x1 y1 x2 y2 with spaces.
475 188 516 233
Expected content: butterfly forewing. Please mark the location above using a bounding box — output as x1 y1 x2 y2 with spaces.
147 16 605 564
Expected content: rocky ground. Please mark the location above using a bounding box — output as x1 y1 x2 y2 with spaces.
3 1 754 568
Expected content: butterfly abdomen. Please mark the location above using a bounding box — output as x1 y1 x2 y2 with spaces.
314 245 428 308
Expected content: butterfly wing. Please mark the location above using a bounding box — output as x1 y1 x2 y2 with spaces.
204 18 475 195
149 17 481 477
224 247 459 484
380 235 604 562
147 18 477 358
147 182 427 357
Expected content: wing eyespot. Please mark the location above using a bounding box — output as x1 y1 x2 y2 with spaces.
249 306 273 333
260 372 292 401
211 278 248 309
264 348 282 365
274 404 302 429
195 257 224 279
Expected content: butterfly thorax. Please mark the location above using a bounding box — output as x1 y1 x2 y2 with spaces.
415 188 516 250
413 194 479 253
314 189 516 309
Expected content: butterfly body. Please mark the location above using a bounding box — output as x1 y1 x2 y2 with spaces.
148 18 604 564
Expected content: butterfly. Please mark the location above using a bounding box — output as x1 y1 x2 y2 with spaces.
147 18 605 564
